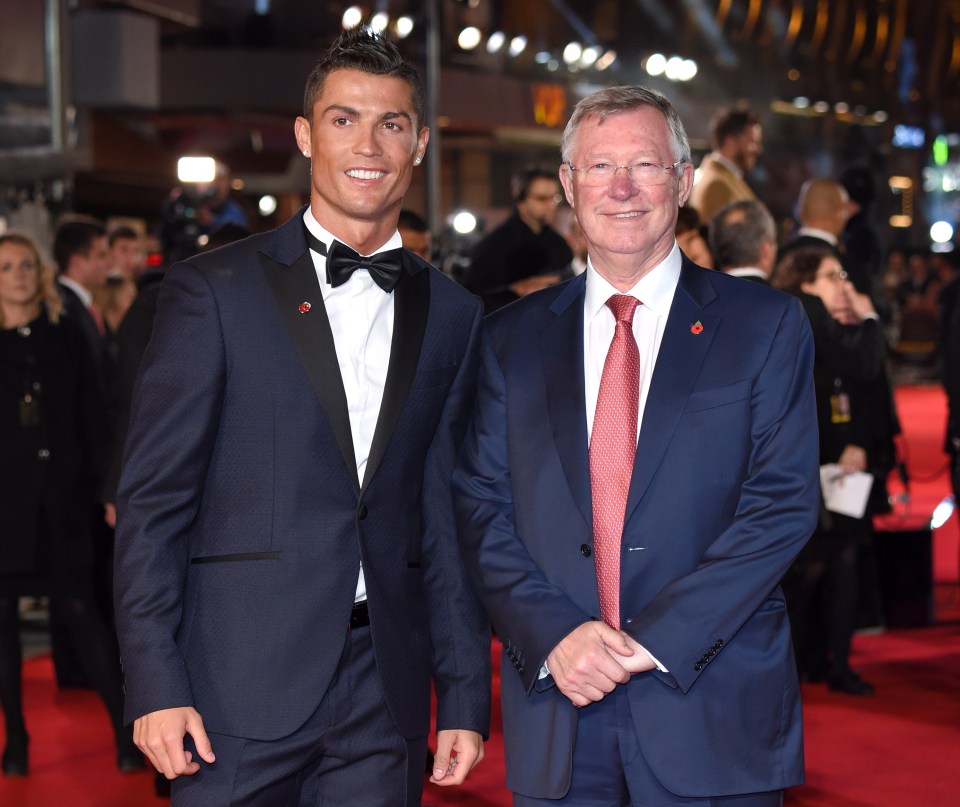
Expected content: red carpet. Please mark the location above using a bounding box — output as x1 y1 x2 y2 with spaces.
2 385 958 806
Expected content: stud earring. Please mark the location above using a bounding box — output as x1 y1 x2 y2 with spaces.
414 156 422 165
303 150 309 157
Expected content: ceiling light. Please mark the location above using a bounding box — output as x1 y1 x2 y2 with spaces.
563 42 583 64
931 221 954 244
452 211 477 235
341 6 362 30
370 12 389 33
509 35 527 57
580 46 600 68
535 50 551 64
395 16 414 38
834 102 850 114
458 26 482 50
645 53 666 76
793 97 810 109
486 31 505 53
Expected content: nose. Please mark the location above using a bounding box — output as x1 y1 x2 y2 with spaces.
354 122 382 155
608 167 638 199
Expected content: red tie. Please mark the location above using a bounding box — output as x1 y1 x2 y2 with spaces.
590 294 640 629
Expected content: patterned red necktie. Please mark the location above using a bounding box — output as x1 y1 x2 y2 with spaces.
590 294 640 629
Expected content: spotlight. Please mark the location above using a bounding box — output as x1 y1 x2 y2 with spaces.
580 46 600 68
793 97 810 109
486 31 505 53
258 195 278 217
563 42 583 64
931 221 954 244
664 56 685 80
645 53 666 76
458 26 482 50
395 16 414 38
452 211 477 235
370 12 389 33
509 35 527 57
535 50 551 64
341 6 362 30
177 156 216 183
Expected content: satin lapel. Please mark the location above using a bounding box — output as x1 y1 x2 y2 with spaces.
361 254 429 493
260 250 359 491
541 276 592 529
625 264 718 519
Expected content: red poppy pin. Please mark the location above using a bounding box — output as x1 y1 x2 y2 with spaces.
691 320 704 334
298 301 312 314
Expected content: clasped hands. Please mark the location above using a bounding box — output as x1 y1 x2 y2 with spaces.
546 621 656 708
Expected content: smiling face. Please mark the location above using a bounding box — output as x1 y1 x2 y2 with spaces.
294 68 428 254
559 106 693 288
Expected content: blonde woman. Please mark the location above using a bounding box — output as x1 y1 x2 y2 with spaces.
0 233 142 775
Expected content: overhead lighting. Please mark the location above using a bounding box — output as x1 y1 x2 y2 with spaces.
664 56 686 81
177 156 216 183
813 101 830 114
645 53 666 76
509 35 527 57
547 58 560 72
370 12 389 33
395 16 414 38
873 110 888 123
452 211 477 235
793 97 810 109
678 59 697 81
458 26 482 50
258 195 278 217
834 102 850 114
931 221 954 244
889 215 912 228
563 42 583 64
889 176 913 190
486 31 505 53
535 50 551 64
580 46 600 68
341 6 362 30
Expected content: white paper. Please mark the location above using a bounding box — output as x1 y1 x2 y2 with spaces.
819 464 874 520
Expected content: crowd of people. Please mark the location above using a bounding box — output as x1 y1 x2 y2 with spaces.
0 24 953 807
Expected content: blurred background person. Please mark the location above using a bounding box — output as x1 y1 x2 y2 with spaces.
774 246 899 697
690 105 762 221
709 198 777 284
553 206 588 275
106 225 144 283
0 232 142 776
461 165 572 313
397 208 432 262
674 205 714 268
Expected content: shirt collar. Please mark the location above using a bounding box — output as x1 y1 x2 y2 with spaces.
58 275 92 307
584 242 682 323
302 209 402 256
796 227 838 247
710 152 744 179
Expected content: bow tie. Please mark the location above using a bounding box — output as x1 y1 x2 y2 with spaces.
304 226 404 293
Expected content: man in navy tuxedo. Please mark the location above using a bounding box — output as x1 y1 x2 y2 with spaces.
115 29 489 805
454 86 818 805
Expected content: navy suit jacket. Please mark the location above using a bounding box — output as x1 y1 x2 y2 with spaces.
454 259 818 798
115 209 491 743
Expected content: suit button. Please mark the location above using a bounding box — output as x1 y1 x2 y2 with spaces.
714 640 723 648
358 505 368 520
580 544 592 557
694 662 703 671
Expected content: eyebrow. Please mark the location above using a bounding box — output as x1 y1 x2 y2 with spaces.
322 104 413 126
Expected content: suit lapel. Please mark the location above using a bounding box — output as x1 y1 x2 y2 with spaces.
625 262 719 519
541 276 592 529
361 253 429 493
260 247 360 491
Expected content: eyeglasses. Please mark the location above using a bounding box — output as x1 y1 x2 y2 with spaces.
813 268 848 283
566 160 684 187
528 193 563 205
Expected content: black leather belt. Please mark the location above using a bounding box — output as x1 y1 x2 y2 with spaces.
349 601 370 629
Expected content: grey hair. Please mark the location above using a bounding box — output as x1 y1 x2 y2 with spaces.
560 85 691 170
709 199 777 270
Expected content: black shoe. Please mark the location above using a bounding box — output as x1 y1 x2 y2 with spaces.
2 732 28 777
827 670 875 696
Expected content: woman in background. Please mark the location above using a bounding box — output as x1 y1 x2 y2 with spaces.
0 232 141 775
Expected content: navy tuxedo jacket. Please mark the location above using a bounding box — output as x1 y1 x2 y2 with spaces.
454 259 818 798
115 209 491 742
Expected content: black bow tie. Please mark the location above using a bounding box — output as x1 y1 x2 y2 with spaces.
304 226 404 293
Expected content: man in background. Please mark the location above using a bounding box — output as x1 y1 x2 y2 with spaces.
690 105 762 221
398 208 432 262
461 166 573 312
709 198 778 284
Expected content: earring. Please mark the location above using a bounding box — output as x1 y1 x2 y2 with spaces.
414 156 422 165
303 150 309 157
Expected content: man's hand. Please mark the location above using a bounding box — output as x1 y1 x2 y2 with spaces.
837 443 868 474
429 729 484 787
546 621 633 707
509 274 560 297
611 631 657 674
134 706 215 780
104 503 117 529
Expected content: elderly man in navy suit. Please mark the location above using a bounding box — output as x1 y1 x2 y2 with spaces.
115 29 489 805
454 86 818 806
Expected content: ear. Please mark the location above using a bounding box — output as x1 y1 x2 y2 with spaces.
559 164 575 207
294 116 311 158
415 126 430 166
677 162 695 207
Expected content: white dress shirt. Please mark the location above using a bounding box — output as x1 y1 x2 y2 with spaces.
303 209 402 603
540 244 681 681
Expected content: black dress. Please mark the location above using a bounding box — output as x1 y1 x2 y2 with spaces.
0 311 107 595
